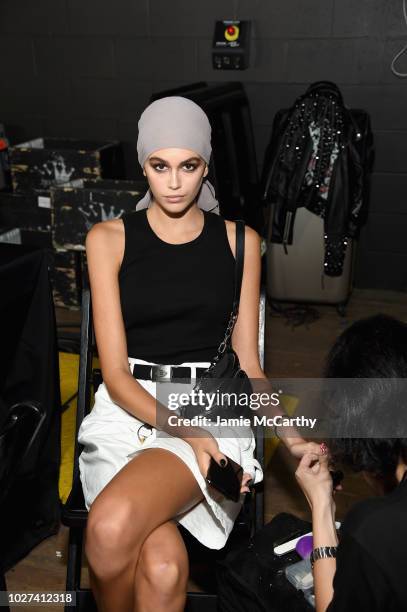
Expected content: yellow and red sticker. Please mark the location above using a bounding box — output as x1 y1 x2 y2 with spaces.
224 24 239 42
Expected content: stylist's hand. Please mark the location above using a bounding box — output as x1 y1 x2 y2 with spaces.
295 452 334 512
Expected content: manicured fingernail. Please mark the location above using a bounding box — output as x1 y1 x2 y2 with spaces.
220 458 227 467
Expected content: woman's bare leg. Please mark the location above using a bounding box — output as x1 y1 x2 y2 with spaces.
84 449 202 612
133 520 189 612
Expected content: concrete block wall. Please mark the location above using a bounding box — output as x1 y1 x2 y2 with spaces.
1 0 406 289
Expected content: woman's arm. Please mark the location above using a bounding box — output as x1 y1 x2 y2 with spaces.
297 455 393 612
86 220 168 426
228 224 263 379
296 453 338 612
312 504 338 612
229 224 325 458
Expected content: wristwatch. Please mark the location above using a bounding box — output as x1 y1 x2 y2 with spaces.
310 546 337 569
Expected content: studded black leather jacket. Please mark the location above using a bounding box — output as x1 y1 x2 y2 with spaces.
261 82 374 276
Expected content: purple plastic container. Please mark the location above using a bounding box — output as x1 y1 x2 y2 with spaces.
296 535 314 559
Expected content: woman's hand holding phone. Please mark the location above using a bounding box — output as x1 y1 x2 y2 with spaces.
206 455 246 501
184 429 225 480
183 428 251 496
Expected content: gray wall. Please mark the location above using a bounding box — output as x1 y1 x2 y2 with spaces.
1 0 407 290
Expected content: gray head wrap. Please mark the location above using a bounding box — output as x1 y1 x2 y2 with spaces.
135 96 219 214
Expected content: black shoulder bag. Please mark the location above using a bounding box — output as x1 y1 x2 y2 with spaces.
179 220 253 421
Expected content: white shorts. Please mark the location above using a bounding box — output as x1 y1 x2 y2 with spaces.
77 357 263 550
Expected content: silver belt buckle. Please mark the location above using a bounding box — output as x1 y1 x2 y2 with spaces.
151 364 172 382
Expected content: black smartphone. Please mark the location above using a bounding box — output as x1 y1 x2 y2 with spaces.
206 455 243 502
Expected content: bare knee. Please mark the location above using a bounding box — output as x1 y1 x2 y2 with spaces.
138 541 188 599
85 497 141 578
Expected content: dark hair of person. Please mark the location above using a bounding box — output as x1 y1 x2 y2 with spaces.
324 314 407 480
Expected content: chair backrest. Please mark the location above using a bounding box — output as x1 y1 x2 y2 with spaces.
72 281 267 527
72 284 94 485
258 287 266 371
0 401 46 505
255 287 266 531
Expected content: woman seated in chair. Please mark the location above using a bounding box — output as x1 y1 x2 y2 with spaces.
296 314 407 611
78 96 323 612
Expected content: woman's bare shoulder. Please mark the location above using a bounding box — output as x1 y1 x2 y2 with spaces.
85 219 124 263
224 219 260 256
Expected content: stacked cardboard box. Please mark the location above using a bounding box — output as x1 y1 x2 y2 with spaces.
0 137 124 308
51 179 146 251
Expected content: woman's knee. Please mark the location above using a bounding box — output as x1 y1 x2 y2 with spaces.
85 496 142 576
138 536 188 598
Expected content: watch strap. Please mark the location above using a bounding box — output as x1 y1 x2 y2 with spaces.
310 545 337 569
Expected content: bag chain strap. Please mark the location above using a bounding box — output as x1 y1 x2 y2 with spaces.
212 220 245 364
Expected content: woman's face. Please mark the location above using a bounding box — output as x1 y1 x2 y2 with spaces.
143 148 208 213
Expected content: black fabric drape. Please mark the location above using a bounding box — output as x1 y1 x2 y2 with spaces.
0 244 61 571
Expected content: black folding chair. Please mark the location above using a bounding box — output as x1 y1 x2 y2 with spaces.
62 285 266 612
0 400 46 612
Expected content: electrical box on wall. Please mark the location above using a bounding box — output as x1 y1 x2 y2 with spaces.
212 20 251 70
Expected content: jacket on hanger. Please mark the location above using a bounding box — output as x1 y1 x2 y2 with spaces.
262 82 374 276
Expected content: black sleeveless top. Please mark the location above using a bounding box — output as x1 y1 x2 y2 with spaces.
118 209 235 364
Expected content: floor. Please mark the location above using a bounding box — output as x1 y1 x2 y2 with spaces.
5 288 407 609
